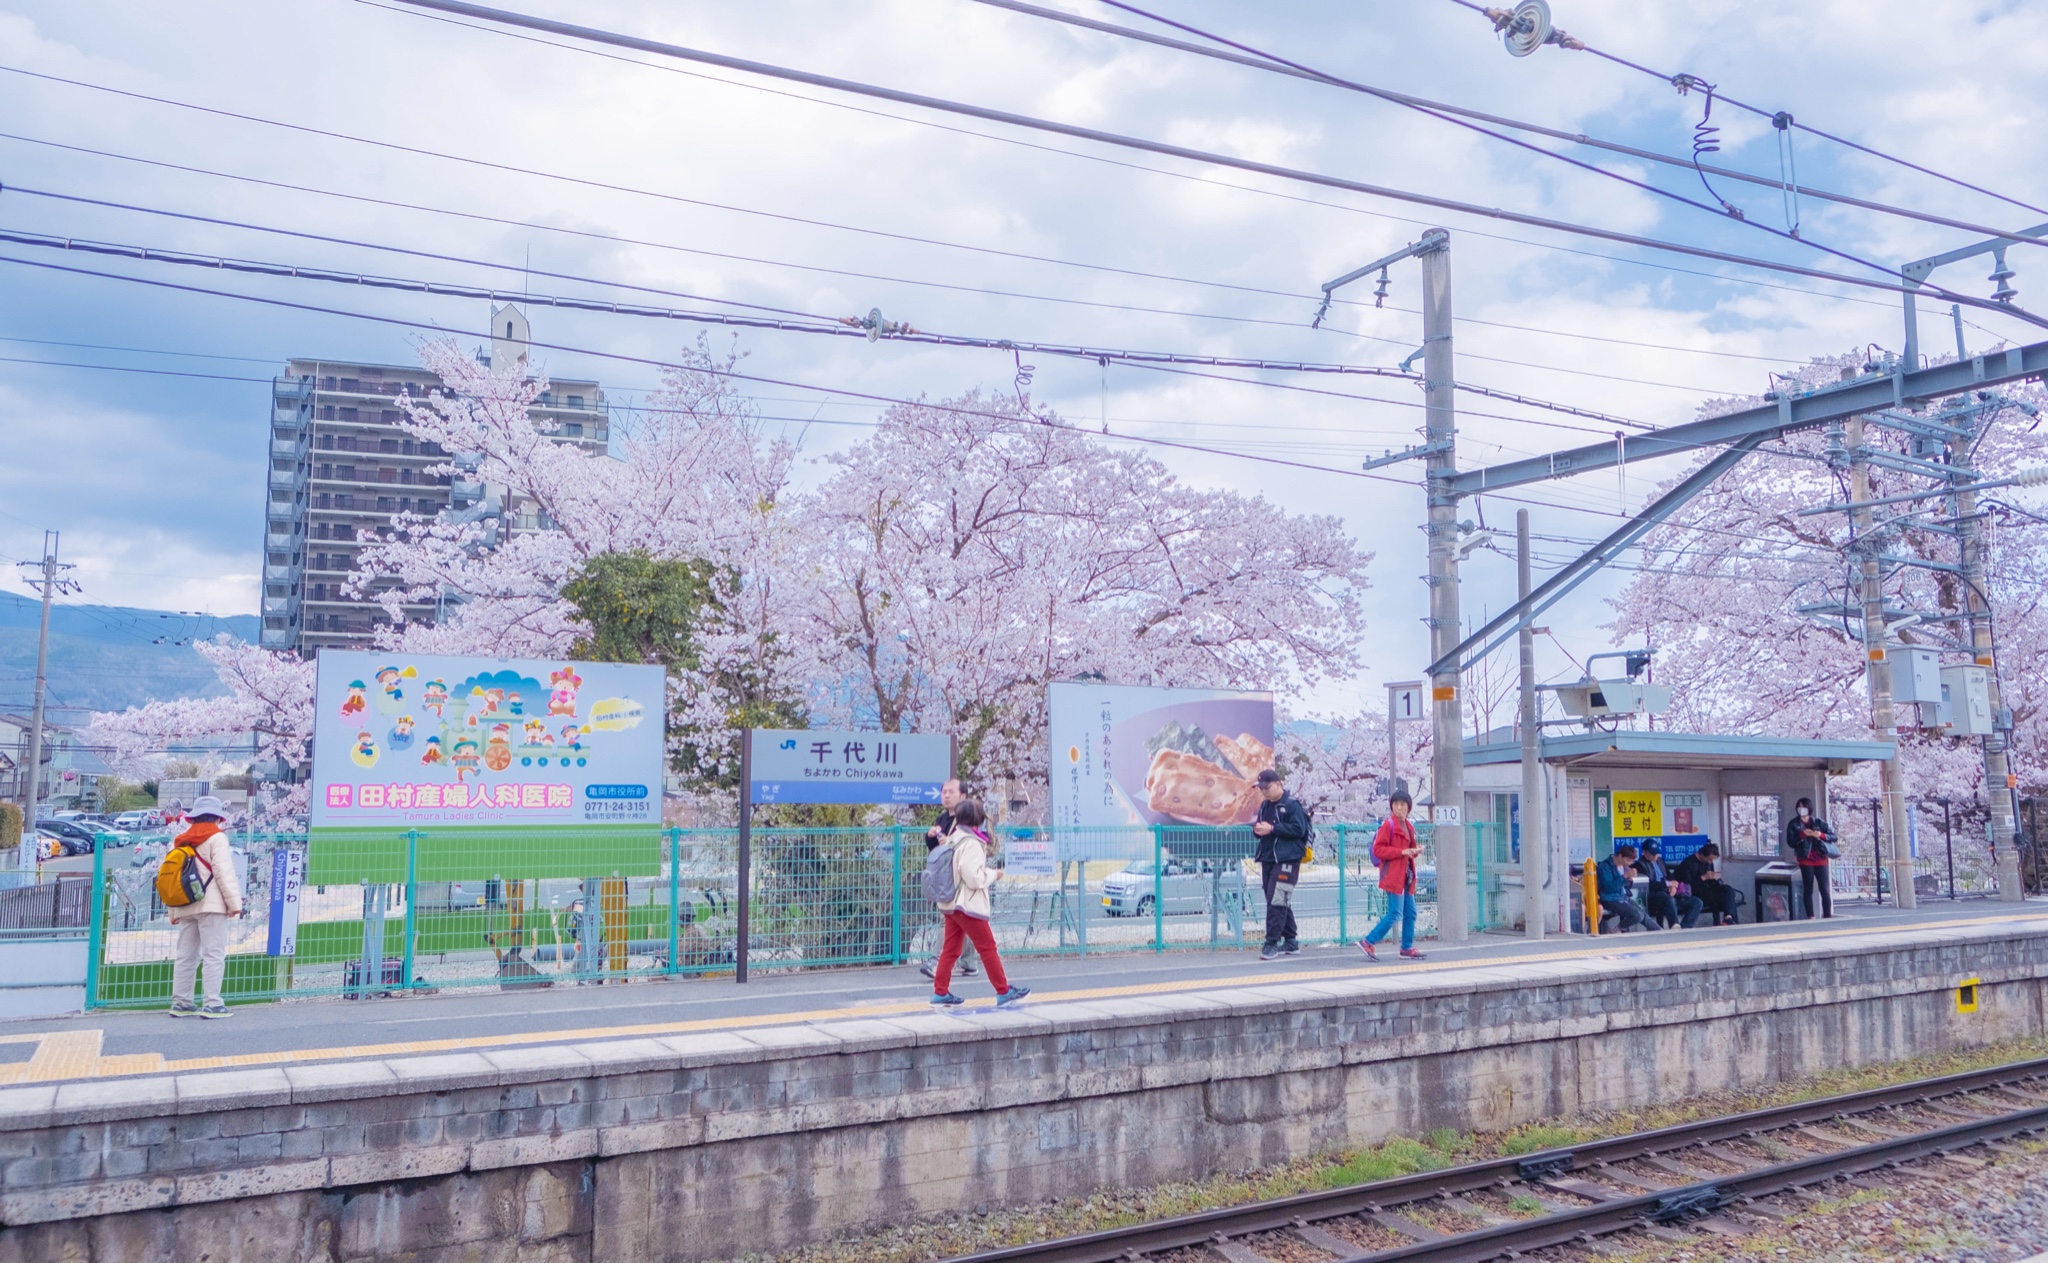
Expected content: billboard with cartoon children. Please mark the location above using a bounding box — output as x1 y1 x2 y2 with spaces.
310 650 666 883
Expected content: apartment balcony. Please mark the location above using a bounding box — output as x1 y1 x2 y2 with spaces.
265 531 299 551
268 466 308 491
263 563 299 584
262 596 295 617
274 377 315 404
270 437 306 459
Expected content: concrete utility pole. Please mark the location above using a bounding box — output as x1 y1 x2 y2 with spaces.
16 532 71 826
1843 416 1918 909
1952 433 2025 902
1419 230 1467 943
1516 509 1545 939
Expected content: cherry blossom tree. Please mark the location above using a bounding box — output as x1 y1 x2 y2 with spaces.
1608 351 2048 809
85 634 316 821
798 390 1372 795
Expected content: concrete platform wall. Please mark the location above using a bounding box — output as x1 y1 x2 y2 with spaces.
2 922 2042 1263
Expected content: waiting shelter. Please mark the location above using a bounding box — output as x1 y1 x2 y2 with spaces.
1460 729 1894 932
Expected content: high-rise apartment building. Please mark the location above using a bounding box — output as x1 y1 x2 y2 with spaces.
261 305 609 654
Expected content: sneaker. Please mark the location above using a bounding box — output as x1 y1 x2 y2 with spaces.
961 961 979 976
1259 945 1282 961
1280 942 1301 956
919 959 938 979
1399 948 1426 960
1357 940 1379 961
167 999 199 1019
929 992 965 1007
198 1001 232 1019
995 985 1031 1008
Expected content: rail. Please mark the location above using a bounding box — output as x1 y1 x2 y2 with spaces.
950 1055 2048 1263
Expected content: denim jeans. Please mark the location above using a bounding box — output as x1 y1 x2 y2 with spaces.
1365 892 1417 951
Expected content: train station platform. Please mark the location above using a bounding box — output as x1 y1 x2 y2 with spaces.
4 900 2048 1261
0 899 2042 1082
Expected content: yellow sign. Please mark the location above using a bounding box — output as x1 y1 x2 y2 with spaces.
1612 790 1663 837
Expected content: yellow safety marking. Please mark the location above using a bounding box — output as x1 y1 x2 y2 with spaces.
5 910 2045 1086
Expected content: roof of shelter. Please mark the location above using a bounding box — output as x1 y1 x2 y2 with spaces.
1462 728 1894 770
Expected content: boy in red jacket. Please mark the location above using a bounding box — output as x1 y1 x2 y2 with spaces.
1359 789 1425 961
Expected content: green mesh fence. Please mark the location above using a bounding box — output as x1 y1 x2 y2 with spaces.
85 820 1440 1008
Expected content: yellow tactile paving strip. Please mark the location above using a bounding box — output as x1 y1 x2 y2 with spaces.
3 910 2041 1086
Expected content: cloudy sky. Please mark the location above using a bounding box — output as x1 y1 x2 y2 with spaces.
0 0 2044 716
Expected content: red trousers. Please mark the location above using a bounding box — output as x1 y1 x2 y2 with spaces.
934 910 1009 994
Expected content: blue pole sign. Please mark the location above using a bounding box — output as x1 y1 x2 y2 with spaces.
265 846 306 956
748 730 952 805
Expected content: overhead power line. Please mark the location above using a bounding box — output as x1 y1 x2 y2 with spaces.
991 0 2048 259
0 216 1672 430
0 248 1417 485
370 0 2048 334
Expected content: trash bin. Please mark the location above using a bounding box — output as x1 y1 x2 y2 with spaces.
1754 861 1805 922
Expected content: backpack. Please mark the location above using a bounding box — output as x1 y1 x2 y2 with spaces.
921 839 960 906
1302 804 1318 864
155 839 213 908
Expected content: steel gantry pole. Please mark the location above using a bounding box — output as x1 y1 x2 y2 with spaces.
1419 230 1468 943
1517 509 1545 939
1953 443 2025 901
1844 415 1918 909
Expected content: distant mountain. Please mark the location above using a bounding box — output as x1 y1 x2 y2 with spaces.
0 593 260 718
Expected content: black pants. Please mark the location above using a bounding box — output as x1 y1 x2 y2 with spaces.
1801 863 1833 918
1646 887 1704 929
1600 898 1652 931
1261 860 1299 948
1693 881 1742 925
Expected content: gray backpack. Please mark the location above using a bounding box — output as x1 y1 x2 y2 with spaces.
921 840 960 905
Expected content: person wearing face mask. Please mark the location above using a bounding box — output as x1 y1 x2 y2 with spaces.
1785 797 1838 919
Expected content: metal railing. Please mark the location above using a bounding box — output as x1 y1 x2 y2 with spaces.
82 821 1460 1008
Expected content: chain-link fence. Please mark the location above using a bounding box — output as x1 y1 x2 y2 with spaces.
84 819 1454 1008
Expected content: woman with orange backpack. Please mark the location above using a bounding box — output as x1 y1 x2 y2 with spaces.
159 795 244 1018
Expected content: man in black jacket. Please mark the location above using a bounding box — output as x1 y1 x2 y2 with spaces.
1673 842 1742 926
1252 768 1311 961
1633 840 1703 929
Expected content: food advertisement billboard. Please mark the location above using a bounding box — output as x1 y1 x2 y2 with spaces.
310 650 666 883
1048 682 1276 832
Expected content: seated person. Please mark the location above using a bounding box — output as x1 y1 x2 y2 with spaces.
1595 845 1655 932
1672 842 1743 926
1634 840 1704 929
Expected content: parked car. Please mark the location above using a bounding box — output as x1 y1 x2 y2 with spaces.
34 818 101 856
1100 857 1245 917
113 811 155 832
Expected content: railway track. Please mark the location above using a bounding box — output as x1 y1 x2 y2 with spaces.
956 1057 2048 1263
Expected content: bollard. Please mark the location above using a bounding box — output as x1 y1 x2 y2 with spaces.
1581 858 1600 936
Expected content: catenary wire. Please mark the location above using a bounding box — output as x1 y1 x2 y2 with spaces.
0 122 1905 344
367 0 2048 332
972 0 2048 250
0 23 1992 327
1053 0 2016 286
1440 0 2048 220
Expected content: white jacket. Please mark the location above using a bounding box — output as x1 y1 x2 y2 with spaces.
168 830 244 921
940 827 999 920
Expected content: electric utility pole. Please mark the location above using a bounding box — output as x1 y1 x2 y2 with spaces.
1843 414 1918 908
1517 509 1545 938
16 532 74 826
1320 226 1466 942
1419 232 1467 943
